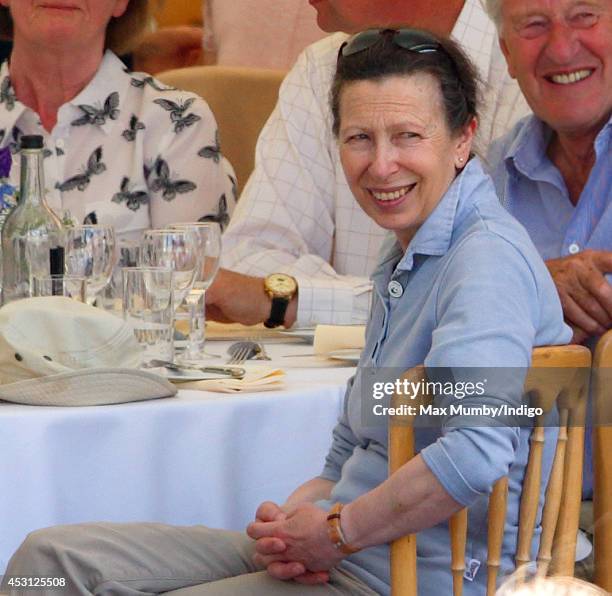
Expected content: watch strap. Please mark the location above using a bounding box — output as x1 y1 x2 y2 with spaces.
264 296 290 328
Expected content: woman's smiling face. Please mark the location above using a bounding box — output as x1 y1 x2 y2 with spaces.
338 73 475 250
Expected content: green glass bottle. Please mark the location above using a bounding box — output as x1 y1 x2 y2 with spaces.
1 135 64 304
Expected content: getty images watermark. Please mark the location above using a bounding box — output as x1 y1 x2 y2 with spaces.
356 366 596 428
370 377 544 420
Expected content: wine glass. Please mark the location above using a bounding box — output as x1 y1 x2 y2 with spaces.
64 224 116 305
169 222 221 361
139 229 200 361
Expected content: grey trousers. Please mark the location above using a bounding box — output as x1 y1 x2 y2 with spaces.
1 523 377 596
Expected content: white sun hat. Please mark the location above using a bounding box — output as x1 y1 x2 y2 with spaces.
0 296 176 406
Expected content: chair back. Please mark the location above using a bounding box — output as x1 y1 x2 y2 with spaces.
389 345 591 596
157 65 286 194
593 330 612 592
152 0 203 27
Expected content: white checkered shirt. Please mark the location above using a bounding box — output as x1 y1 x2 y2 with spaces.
221 0 531 327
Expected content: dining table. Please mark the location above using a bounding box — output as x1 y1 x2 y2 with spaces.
0 337 357 573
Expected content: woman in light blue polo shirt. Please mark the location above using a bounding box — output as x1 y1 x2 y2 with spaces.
245 28 572 596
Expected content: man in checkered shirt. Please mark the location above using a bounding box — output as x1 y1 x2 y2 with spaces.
206 0 531 328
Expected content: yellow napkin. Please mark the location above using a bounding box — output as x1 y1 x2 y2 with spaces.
205 321 289 340
175 367 285 393
313 325 366 355
177 321 285 341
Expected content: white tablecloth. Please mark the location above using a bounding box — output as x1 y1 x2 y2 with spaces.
0 342 355 572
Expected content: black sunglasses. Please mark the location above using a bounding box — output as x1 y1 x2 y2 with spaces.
338 28 443 62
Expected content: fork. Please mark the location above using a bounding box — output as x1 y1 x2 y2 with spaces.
226 341 256 365
226 340 271 364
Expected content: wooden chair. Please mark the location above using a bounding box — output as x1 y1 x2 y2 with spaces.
593 330 612 592
389 345 592 596
157 65 286 194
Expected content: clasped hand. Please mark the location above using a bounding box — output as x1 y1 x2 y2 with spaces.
246 501 345 585
547 250 612 343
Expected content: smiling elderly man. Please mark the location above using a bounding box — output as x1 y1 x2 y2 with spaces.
205 0 532 330
486 0 612 346
485 0 612 572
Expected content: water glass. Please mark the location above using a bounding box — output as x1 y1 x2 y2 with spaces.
33 275 87 301
168 222 221 361
98 240 141 315
122 267 174 368
65 224 116 305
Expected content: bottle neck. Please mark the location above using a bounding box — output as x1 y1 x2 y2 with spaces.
19 149 45 206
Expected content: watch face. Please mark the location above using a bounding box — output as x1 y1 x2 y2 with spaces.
266 274 297 297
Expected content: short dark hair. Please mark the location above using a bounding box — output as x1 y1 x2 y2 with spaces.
0 0 149 55
331 29 480 138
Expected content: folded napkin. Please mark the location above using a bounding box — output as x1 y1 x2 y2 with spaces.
313 325 366 356
174 366 285 393
205 321 292 341
175 321 276 340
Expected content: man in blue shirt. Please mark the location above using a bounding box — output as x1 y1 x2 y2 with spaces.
485 0 612 567
485 0 612 345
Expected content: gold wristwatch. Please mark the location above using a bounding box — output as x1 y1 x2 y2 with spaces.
263 273 297 328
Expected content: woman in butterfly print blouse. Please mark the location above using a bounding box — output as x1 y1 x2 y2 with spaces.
0 0 236 241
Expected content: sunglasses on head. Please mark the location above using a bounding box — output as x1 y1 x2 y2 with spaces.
338 28 444 62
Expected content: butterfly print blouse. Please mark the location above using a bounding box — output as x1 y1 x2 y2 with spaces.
0 51 236 241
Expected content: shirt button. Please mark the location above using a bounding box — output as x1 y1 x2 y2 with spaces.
568 243 580 254
56 139 65 149
388 280 403 298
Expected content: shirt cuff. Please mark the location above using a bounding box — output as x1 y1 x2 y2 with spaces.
420 426 518 507
420 439 484 507
294 275 372 327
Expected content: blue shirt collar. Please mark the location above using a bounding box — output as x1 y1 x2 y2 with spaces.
503 115 554 183
594 114 612 157
504 112 612 181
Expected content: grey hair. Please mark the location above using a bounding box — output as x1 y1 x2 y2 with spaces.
483 0 503 33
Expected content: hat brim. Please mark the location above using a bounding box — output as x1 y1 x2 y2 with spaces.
0 368 177 406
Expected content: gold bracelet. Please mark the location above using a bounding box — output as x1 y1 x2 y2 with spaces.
326 503 360 555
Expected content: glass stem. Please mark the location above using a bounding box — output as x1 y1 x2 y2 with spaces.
201 292 206 347
186 290 205 361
